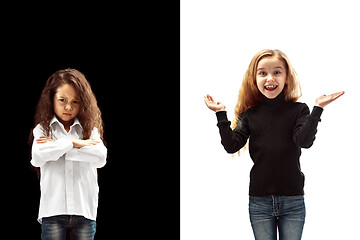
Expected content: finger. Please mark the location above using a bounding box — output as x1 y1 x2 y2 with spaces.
86 139 100 145
204 95 215 107
39 136 51 140
334 91 345 97
330 91 345 100
204 95 210 104
205 94 214 102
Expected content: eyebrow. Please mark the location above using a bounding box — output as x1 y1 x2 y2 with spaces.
57 95 80 100
257 66 284 71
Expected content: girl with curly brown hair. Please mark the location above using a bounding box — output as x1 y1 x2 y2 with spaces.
29 68 107 240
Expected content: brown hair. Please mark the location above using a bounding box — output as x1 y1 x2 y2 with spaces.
29 68 104 175
232 49 302 155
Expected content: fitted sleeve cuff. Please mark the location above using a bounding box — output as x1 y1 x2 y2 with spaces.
215 111 228 123
310 106 324 121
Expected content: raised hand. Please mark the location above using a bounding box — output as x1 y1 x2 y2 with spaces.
315 91 345 108
204 94 226 112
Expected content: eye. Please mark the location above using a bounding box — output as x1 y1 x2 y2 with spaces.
59 98 66 103
258 71 267 76
274 71 282 75
73 100 80 104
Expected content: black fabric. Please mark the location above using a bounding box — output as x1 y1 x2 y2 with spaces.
216 92 323 196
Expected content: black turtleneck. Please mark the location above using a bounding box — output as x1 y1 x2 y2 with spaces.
215 92 323 196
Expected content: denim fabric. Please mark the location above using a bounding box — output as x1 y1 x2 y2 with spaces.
249 196 305 240
41 215 96 240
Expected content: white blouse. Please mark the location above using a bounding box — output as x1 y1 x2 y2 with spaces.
31 116 107 223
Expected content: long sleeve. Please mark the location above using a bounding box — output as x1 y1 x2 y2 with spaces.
216 111 250 153
293 105 323 148
31 124 73 168
65 127 107 168
33 116 105 223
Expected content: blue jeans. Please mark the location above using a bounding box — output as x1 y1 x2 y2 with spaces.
249 196 305 240
41 215 96 240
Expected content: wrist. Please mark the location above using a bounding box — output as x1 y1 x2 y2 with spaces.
215 107 226 112
71 139 82 149
315 102 324 109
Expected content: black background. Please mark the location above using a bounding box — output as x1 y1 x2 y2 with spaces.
5 3 179 239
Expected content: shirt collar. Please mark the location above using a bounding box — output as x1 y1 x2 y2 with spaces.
50 116 83 130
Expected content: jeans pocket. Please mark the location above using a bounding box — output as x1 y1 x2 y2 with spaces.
283 197 306 221
249 197 274 224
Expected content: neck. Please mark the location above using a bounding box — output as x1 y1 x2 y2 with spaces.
260 91 285 105
57 117 74 132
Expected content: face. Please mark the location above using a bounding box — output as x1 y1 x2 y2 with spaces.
256 56 288 99
53 83 81 127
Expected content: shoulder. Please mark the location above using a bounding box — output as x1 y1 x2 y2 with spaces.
33 123 45 133
288 101 310 111
242 105 257 115
294 101 309 111
90 127 101 137
32 123 48 138
237 107 252 121
290 101 311 119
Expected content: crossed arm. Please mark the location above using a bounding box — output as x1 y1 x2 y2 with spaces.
36 136 100 148
31 126 107 168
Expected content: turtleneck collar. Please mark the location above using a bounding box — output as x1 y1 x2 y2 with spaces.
260 91 286 105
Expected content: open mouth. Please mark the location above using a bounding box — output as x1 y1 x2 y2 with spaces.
264 85 278 91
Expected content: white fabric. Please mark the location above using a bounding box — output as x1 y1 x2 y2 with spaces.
31 116 107 223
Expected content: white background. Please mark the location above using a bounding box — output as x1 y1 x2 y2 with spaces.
181 0 360 239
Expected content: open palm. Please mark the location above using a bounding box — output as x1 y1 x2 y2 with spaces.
315 91 345 108
204 94 226 112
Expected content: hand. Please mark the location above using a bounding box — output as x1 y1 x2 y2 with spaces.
204 94 226 112
36 136 54 143
315 91 345 108
72 139 100 149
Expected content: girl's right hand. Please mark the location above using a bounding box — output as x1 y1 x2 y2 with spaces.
204 94 226 112
72 139 100 149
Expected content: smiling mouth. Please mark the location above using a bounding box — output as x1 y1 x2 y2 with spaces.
264 85 278 91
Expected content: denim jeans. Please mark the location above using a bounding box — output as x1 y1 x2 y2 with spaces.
41 215 96 240
249 196 305 240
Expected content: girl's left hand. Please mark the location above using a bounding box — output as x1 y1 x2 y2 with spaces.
36 136 54 143
315 91 345 108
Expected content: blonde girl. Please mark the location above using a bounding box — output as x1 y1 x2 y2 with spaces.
204 49 344 240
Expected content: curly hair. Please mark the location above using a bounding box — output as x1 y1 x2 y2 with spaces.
29 68 104 175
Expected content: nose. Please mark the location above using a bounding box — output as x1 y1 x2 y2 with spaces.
65 103 72 111
267 74 275 81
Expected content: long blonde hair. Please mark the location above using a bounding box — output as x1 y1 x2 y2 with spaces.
232 49 302 154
